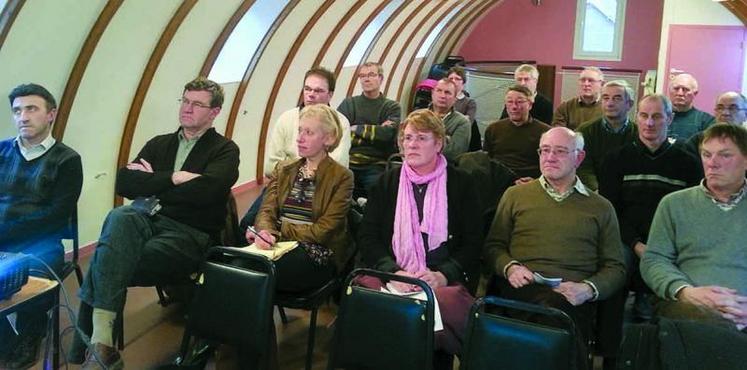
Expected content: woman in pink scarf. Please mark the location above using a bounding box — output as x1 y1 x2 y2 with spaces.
358 109 483 368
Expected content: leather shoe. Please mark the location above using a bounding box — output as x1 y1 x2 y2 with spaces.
81 343 123 370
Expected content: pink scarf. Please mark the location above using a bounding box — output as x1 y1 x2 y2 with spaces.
392 154 448 273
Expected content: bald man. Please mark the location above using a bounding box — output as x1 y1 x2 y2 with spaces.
668 74 715 141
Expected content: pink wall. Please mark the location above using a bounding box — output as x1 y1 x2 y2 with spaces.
458 0 664 106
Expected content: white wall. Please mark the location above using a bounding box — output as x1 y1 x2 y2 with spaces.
656 0 744 93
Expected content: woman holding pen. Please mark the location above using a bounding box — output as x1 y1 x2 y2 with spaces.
247 104 353 293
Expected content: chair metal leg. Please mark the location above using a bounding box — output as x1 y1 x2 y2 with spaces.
74 264 83 286
115 313 124 350
305 308 319 370
278 306 289 324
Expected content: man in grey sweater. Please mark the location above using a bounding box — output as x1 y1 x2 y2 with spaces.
642 123 747 331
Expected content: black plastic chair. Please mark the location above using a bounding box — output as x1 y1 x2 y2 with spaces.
174 246 276 369
460 296 576 370
327 268 435 370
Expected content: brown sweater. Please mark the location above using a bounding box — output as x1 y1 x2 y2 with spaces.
485 180 626 299
483 118 550 178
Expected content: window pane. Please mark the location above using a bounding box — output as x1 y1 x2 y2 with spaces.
416 2 467 58
582 0 617 53
0 1 8 13
343 0 405 67
208 0 289 84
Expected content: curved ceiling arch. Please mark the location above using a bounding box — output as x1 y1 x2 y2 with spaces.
199 0 257 77
382 0 450 98
345 0 414 97
53 0 124 141
722 1 747 25
392 0 463 102
0 0 23 51
254 0 336 179
333 0 393 81
405 0 492 110
114 0 198 205
441 1 503 61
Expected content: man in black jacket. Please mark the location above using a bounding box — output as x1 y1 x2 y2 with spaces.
74 77 239 369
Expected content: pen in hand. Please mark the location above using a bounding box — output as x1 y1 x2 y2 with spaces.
247 226 275 249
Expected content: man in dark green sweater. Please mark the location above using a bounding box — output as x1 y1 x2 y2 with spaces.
576 80 637 191
485 127 625 370
73 78 239 369
0 83 82 369
337 61 401 199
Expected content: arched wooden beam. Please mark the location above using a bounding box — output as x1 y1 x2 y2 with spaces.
345 0 413 98
115 0 197 206
0 0 24 51
199 0 256 77
383 1 449 98
255 0 336 181
299 0 366 104
223 0 300 141
333 0 391 78
722 0 747 25
392 1 460 102
406 0 491 109
444 0 502 59
53 0 124 141
433 0 498 64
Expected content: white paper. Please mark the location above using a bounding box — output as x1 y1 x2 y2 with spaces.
6 313 19 335
382 283 444 332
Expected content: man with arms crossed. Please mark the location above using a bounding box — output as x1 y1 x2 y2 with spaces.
73 77 239 369
337 61 401 199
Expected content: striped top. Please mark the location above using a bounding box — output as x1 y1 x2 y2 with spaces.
280 169 315 225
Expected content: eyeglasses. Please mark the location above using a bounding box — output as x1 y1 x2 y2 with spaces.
178 98 211 109
715 105 747 113
303 86 329 95
402 134 435 144
537 147 576 157
357 72 379 79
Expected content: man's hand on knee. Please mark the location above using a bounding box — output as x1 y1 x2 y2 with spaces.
678 285 739 311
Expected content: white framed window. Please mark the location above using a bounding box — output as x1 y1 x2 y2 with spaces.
416 2 467 58
573 0 626 61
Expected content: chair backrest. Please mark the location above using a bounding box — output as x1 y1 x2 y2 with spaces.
328 268 434 370
186 247 275 362
460 296 575 370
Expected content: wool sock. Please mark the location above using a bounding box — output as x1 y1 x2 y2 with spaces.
90 308 116 347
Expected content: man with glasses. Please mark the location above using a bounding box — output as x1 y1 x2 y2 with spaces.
337 61 401 199
667 73 714 141
500 64 554 125
598 94 702 322
483 85 550 179
686 91 747 156
71 77 239 369
428 78 471 160
265 67 350 175
485 127 625 370
0 83 82 369
576 80 638 191
553 67 605 130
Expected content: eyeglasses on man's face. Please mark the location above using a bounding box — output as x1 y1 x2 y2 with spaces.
715 104 747 113
537 147 576 158
178 97 211 109
357 72 379 79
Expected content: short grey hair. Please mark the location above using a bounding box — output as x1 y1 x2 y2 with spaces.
639 93 673 119
581 66 605 82
541 127 585 151
603 80 634 103
515 64 539 79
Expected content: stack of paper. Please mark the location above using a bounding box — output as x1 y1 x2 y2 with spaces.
240 241 298 261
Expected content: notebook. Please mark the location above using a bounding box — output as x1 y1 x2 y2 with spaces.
240 241 298 261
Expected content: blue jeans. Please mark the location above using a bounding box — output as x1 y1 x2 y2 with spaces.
351 164 386 200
